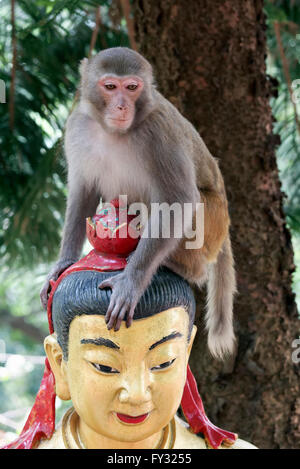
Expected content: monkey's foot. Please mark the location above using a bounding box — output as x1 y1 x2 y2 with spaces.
98 272 140 331
181 366 237 449
40 259 77 310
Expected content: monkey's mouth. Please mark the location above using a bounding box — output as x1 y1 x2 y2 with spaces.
108 117 132 126
110 118 130 123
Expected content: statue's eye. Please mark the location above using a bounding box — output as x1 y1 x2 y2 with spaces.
127 84 138 91
151 358 176 371
92 363 119 374
105 84 116 90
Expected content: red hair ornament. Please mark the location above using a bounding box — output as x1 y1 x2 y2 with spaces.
2 200 236 449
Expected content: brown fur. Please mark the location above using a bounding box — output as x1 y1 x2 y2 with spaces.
166 190 230 280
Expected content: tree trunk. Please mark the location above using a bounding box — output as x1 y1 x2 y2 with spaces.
133 0 300 449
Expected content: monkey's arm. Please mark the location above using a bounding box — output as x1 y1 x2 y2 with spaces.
59 181 100 261
40 180 99 309
99 203 193 331
99 142 198 330
40 110 101 309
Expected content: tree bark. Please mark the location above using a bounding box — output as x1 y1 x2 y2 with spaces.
133 0 300 449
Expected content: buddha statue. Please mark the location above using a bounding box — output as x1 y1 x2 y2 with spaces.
2 201 256 450
35 267 254 449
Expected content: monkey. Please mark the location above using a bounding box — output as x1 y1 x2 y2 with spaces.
40 47 236 359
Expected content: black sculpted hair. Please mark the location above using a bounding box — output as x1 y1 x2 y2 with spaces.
52 267 196 359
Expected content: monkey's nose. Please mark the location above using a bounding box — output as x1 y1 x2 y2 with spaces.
117 104 126 111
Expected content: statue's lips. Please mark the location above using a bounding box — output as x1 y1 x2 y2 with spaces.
116 412 149 424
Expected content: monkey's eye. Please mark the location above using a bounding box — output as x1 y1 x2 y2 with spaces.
127 84 138 91
105 84 117 90
91 363 120 374
151 358 176 371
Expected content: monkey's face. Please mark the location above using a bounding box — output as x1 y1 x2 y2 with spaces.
98 75 144 133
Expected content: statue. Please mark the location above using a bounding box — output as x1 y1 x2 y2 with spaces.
2 201 256 450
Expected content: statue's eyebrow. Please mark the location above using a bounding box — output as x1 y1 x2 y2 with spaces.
149 332 183 351
80 338 120 350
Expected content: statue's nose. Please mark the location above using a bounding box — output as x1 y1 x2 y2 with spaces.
118 372 152 405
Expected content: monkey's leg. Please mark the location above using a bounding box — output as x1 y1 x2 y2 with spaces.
164 239 208 283
164 191 229 281
200 189 230 262
167 191 236 358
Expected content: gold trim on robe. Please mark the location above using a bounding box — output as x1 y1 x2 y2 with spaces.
36 408 257 450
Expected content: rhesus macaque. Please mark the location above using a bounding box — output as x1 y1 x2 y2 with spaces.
40 47 236 358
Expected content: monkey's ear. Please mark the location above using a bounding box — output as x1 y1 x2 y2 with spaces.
79 58 89 78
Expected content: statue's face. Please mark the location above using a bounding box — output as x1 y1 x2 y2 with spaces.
47 307 195 444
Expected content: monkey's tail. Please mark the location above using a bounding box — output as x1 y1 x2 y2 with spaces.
205 236 237 359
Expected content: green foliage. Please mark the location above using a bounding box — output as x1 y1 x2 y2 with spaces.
265 0 300 233
265 0 300 308
0 0 128 268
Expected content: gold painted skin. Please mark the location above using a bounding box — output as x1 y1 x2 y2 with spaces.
39 308 256 449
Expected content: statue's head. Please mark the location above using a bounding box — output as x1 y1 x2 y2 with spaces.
45 268 196 445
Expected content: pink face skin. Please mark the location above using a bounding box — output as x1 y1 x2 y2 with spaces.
98 75 144 132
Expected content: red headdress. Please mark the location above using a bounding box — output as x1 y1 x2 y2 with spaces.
2 200 237 449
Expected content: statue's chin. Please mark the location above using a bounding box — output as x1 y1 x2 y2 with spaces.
97 419 160 444
105 431 155 444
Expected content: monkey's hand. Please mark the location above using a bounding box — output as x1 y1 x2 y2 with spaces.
40 259 77 310
98 272 142 331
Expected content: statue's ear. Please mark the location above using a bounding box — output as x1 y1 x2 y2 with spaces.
187 325 197 361
44 334 71 401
